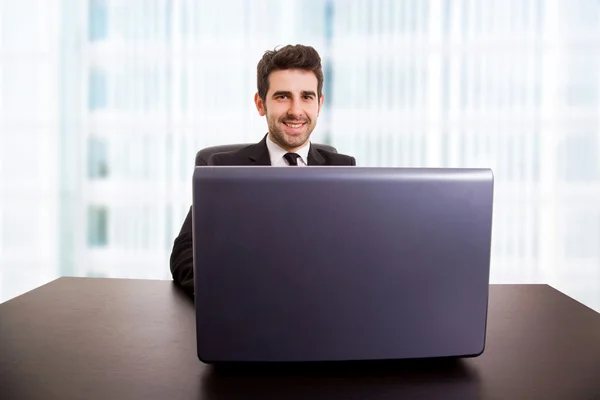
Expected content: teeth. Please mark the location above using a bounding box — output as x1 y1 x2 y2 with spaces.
285 122 303 129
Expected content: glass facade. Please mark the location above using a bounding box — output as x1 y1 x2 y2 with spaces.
0 0 598 311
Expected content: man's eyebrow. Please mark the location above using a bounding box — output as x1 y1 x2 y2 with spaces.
272 91 292 98
271 90 317 98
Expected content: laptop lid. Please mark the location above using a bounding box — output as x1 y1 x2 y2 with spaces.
192 166 494 363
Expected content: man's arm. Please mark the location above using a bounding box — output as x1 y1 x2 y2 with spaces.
169 152 230 297
170 206 194 296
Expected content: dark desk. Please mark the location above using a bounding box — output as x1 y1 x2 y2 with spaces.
1 278 599 399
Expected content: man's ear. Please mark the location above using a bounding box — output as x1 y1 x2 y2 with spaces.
318 94 325 116
254 92 266 116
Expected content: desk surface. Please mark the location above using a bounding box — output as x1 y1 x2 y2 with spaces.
1 278 600 400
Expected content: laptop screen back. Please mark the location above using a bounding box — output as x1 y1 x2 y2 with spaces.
192 167 494 363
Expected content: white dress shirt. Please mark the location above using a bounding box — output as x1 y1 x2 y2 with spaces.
266 135 310 166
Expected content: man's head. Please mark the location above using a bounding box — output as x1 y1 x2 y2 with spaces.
254 44 324 152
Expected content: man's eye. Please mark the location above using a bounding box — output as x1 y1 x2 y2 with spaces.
304 96 313 100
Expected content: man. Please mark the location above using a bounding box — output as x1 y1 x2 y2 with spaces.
170 44 356 296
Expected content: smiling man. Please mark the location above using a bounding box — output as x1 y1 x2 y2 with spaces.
170 44 356 296
207 44 356 167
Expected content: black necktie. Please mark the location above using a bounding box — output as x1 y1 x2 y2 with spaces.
283 153 301 166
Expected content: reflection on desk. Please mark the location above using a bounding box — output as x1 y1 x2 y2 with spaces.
201 358 481 400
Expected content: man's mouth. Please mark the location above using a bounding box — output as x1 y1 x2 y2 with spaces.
283 121 306 129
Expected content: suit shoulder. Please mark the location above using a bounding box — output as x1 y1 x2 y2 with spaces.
207 151 237 165
317 149 356 166
207 144 256 166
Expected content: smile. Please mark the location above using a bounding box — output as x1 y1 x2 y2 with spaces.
283 122 305 129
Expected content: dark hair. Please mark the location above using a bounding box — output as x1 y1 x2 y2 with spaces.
257 44 324 101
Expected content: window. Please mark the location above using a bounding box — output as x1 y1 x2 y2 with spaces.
562 0 599 32
562 210 600 259
564 56 598 107
88 136 109 179
88 69 108 110
88 206 108 247
89 0 108 41
558 133 599 182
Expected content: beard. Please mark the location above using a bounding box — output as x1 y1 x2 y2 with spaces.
266 112 316 151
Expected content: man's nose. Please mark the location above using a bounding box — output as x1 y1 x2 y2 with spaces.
288 98 303 119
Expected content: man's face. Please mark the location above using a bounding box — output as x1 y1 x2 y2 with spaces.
254 69 324 152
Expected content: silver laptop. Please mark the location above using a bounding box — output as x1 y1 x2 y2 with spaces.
192 166 494 364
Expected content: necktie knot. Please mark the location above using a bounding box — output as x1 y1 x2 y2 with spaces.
283 152 301 166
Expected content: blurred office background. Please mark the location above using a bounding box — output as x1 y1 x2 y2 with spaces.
0 0 598 310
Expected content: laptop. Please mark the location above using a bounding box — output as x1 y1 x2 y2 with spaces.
192 166 494 364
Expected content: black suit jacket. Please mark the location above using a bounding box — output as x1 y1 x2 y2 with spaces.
169 135 356 296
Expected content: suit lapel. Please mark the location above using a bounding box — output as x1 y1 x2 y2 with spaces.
248 134 272 165
307 144 326 165
248 134 325 166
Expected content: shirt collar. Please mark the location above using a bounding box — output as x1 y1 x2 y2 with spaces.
266 134 310 166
